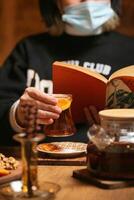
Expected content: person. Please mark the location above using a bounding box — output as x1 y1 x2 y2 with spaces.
0 0 134 146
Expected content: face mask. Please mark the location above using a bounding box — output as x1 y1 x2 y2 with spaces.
62 1 117 36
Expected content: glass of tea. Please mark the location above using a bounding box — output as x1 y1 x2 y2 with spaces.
44 94 76 137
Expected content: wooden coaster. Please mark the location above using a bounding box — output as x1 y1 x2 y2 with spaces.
72 168 134 189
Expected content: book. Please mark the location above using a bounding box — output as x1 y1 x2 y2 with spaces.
52 61 134 123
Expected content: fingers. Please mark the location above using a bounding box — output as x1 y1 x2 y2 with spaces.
83 107 94 127
84 105 100 126
16 87 62 127
20 87 62 113
37 109 60 121
37 118 54 125
88 105 100 125
25 87 58 105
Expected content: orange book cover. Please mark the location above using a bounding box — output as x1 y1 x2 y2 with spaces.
52 62 134 123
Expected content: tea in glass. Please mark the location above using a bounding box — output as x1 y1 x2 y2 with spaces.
44 94 76 137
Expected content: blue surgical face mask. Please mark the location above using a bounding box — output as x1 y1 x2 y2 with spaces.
62 1 117 36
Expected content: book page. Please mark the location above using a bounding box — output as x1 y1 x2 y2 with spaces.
109 65 134 80
106 77 134 108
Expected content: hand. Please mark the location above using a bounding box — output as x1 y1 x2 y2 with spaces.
84 105 100 127
16 87 62 127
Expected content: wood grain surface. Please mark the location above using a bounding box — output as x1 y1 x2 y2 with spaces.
38 166 134 200
0 146 134 200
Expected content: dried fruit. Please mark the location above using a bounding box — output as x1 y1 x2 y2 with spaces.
0 168 10 176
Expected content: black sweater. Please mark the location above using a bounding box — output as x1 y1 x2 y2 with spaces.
0 31 134 145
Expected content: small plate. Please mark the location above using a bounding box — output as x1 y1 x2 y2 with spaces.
37 142 87 158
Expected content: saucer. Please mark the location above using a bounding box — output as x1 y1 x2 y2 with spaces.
37 142 87 158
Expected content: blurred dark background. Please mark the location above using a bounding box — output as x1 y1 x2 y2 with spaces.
0 0 134 65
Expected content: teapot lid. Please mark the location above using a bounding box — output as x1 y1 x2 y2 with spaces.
99 109 134 120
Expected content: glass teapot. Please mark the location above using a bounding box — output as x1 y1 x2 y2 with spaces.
87 109 134 179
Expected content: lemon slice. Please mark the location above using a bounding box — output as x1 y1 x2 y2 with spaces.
57 98 71 111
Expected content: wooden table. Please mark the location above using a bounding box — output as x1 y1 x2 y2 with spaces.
1 147 134 200
38 165 134 200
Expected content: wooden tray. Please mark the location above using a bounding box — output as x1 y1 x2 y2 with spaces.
38 155 86 166
0 163 22 185
73 168 134 189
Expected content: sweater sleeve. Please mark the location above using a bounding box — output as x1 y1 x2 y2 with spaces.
0 40 28 146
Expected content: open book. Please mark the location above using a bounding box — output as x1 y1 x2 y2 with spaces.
52 61 134 123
